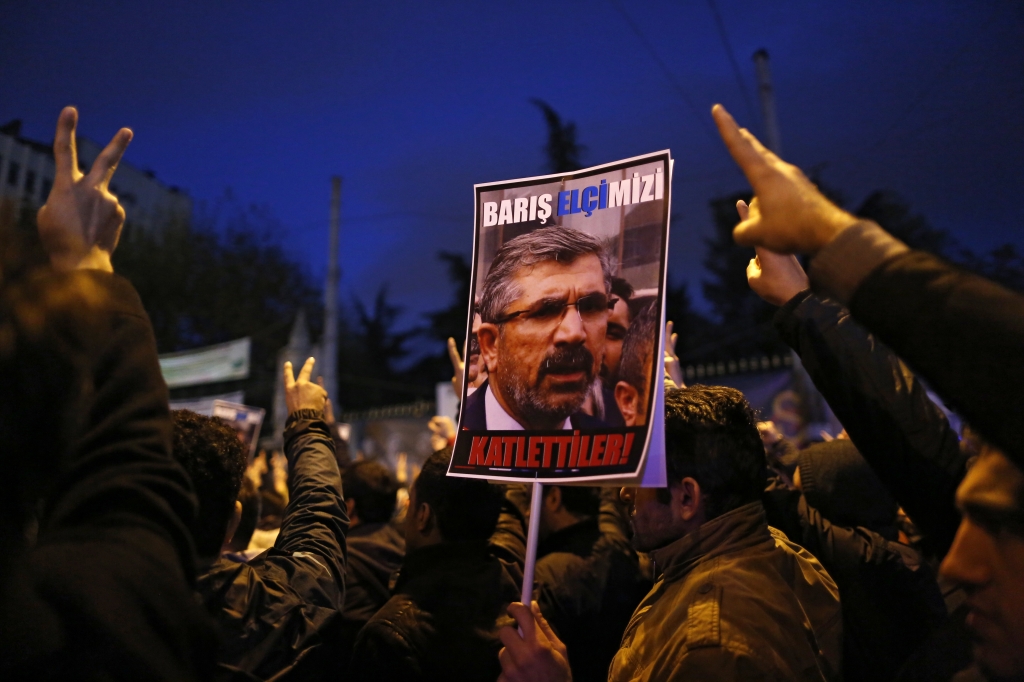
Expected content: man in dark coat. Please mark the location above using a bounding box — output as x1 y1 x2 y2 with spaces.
713 102 1024 681
176 357 349 681
0 106 218 680
534 486 651 682
337 460 405 666
499 386 843 682
350 449 526 682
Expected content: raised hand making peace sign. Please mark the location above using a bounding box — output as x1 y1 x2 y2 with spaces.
36 106 133 272
283 357 328 416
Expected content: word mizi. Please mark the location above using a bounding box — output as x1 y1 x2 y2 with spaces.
482 167 664 227
467 431 636 469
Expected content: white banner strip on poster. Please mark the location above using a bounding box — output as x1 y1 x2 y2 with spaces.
159 337 251 388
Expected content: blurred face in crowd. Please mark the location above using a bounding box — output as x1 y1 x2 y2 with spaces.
478 255 608 429
403 482 427 552
601 297 631 383
940 446 1024 679
620 484 695 553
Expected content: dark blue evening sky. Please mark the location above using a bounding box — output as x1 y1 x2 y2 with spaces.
2 0 1021 335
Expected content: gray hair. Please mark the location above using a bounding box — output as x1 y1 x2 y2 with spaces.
478 227 612 323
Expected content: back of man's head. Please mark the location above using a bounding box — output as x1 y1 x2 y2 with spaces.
663 385 766 520
227 476 261 552
551 486 600 518
343 460 399 525
414 450 503 543
171 409 248 556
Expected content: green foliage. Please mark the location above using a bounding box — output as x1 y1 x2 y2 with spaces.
334 285 425 409
855 190 950 255
113 197 321 412
531 99 585 173
663 276 715 361
423 251 472 345
854 190 1024 293
695 190 789 363
958 244 1024 293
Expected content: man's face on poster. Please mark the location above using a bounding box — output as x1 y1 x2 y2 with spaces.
615 347 652 427
480 254 608 429
602 296 631 385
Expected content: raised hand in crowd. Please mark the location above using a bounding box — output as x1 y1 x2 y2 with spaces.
284 357 328 415
756 420 784 449
247 450 269 489
712 104 857 255
428 415 456 452
317 376 338 425
448 337 467 397
740 200 812 306
36 106 132 271
664 320 685 389
498 601 572 682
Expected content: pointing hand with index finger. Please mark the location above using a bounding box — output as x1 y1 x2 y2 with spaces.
711 104 858 255
37 106 133 271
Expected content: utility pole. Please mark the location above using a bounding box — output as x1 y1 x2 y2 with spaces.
322 176 341 409
752 49 836 437
752 49 782 155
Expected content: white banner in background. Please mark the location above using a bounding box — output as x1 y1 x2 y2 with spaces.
159 338 251 388
169 391 246 416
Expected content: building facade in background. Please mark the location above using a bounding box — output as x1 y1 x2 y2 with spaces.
0 119 191 234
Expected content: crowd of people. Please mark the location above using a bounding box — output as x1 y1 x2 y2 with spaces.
1 102 1022 682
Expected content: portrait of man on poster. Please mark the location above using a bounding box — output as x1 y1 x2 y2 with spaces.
459 227 615 431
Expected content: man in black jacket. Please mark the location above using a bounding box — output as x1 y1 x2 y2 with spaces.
338 460 405 665
748 249 966 559
762 462 948 682
176 357 349 681
0 107 218 680
713 103 1024 681
350 449 526 682
534 486 651 682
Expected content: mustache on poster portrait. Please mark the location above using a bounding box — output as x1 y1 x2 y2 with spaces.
538 345 594 380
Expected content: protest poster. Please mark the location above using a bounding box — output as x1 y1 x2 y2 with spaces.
448 150 672 485
212 399 266 462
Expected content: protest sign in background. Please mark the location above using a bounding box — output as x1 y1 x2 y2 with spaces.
212 399 265 462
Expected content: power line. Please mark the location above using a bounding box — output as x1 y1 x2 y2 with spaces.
705 0 757 123
609 0 719 143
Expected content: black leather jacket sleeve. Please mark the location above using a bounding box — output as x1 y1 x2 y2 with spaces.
847 250 1024 470
774 290 966 556
277 415 349 590
5 271 217 680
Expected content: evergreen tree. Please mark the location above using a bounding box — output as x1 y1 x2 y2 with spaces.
531 99 585 173
112 194 321 413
